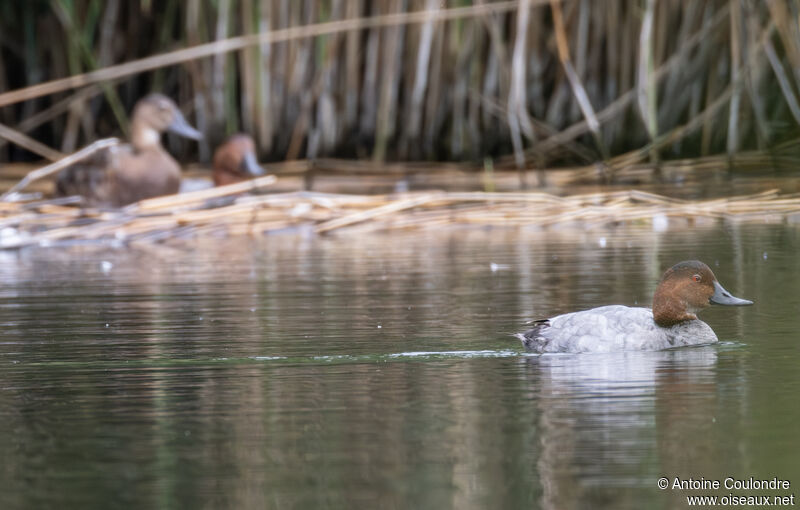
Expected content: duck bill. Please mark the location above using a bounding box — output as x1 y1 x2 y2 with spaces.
710 280 753 306
168 111 203 141
240 151 266 176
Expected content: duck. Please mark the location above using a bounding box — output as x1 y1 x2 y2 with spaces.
516 260 753 353
212 134 265 186
56 93 202 207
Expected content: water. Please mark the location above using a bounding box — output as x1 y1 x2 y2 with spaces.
0 224 798 509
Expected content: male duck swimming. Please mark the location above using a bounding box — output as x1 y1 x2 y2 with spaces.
56 93 202 207
516 260 753 353
212 134 266 186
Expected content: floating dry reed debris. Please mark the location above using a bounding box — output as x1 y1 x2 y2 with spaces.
0 186 797 249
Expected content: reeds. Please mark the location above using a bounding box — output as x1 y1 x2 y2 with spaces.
1 0 800 171
1 182 799 249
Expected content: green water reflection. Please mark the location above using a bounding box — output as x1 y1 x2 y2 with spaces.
0 224 798 509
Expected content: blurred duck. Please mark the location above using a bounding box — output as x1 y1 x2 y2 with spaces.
56 93 202 207
212 134 265 186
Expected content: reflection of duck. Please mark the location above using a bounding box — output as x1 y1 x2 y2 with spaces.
517 260 752 353
56 94 202 207
212 134 265 186
525 347 721 509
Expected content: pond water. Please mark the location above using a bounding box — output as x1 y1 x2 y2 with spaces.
0 224 798 509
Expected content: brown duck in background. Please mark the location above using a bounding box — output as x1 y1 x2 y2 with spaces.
56 93 202 207
212 134 265 186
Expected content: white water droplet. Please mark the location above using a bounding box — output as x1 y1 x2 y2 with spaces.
652 214 669 232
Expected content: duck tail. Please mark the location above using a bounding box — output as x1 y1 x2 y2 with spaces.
515 320 550 352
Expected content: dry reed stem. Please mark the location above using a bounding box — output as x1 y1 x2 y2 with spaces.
727 0 742 156
508 0 535 171
764 38 800 126
128 174 277 211
637 0 657 143
315 193 441 233
549 0 605 157
0 137 120 201
0 122 65 162
0 0 546 109
0 85 105 154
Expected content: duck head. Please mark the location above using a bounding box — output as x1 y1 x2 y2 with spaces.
652 260 752 327
130 93 203 150
212 134 266 186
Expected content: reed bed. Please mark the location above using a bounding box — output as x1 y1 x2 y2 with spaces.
3 0 800 246
2 0 800 173
0 181 799 249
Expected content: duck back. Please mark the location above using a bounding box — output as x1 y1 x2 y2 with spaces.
56 145 181 208
110 147 181 205
517 305 718 353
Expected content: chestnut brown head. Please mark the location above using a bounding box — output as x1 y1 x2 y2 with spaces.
652 260 752 327
212 134 266 186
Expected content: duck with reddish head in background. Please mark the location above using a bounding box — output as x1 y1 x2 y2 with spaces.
212 134 265 187
56 93 202 207
516 260 753 353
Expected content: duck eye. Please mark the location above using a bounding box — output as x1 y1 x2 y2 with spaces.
692 274 701 282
